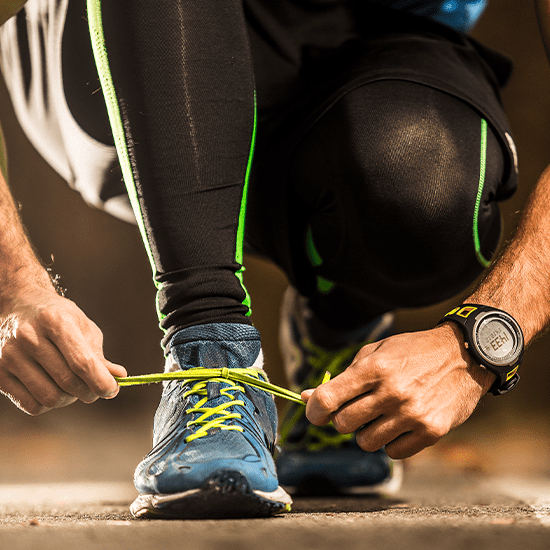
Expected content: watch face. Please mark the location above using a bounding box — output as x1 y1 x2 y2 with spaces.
475 317 518 365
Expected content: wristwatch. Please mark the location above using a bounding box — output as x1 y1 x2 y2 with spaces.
438 304 524 396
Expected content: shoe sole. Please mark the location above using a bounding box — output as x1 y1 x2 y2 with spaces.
130 470 292 519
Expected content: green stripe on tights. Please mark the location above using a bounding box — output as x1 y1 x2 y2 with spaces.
234 92 257 315
86 0 166 327
473 118 490 269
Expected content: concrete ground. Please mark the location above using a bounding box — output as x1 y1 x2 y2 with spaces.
1 382 549 550
0 464 549 550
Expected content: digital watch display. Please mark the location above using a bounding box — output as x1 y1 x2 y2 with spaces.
438 304 524 396
475 317 516 363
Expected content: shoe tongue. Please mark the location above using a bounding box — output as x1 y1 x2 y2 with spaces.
176 349 255 370
202 380 243 412
165 325 262 409
169 324 261 371
207 381 221 401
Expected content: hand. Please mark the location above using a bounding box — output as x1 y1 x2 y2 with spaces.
0 286 127 415
302 324 495 459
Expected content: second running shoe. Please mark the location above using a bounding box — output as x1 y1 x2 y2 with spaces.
276 287 403 495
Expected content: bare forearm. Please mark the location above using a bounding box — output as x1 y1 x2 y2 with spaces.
0 164 53 311
468 164 550 344
0 133 126 414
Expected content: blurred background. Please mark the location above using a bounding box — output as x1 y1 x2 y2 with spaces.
0 0 548 484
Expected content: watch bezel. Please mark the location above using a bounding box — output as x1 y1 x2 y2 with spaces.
437 304 524 396
471 311 523 368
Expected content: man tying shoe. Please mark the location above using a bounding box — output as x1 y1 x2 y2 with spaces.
0 0 535 518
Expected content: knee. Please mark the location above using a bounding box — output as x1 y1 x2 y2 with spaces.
291 80 506 301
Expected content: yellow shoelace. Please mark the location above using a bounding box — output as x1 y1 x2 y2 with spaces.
116 368 330 443
115 367 331 405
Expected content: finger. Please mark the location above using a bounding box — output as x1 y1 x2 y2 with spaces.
78 320 127 379
384 430 438 460
46 319 120 398
2 344 73 409
74 317 128 385
0 375 51 416
27 338 100 403
305 366 377 425
331 393 382 433
301 370 334 403
355 415 411 453
13 356 78 409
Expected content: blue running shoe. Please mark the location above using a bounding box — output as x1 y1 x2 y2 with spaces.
131 323 292 519
276 287 403 495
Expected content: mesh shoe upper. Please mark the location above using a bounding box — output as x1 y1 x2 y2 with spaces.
134 323 280 496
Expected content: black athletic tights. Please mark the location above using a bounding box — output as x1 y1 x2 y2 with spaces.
87 0 256 346
83 0 506 342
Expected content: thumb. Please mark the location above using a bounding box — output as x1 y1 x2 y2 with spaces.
301 388 314 402
301 370 331 402
106 361 127 379
99 360 128 399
